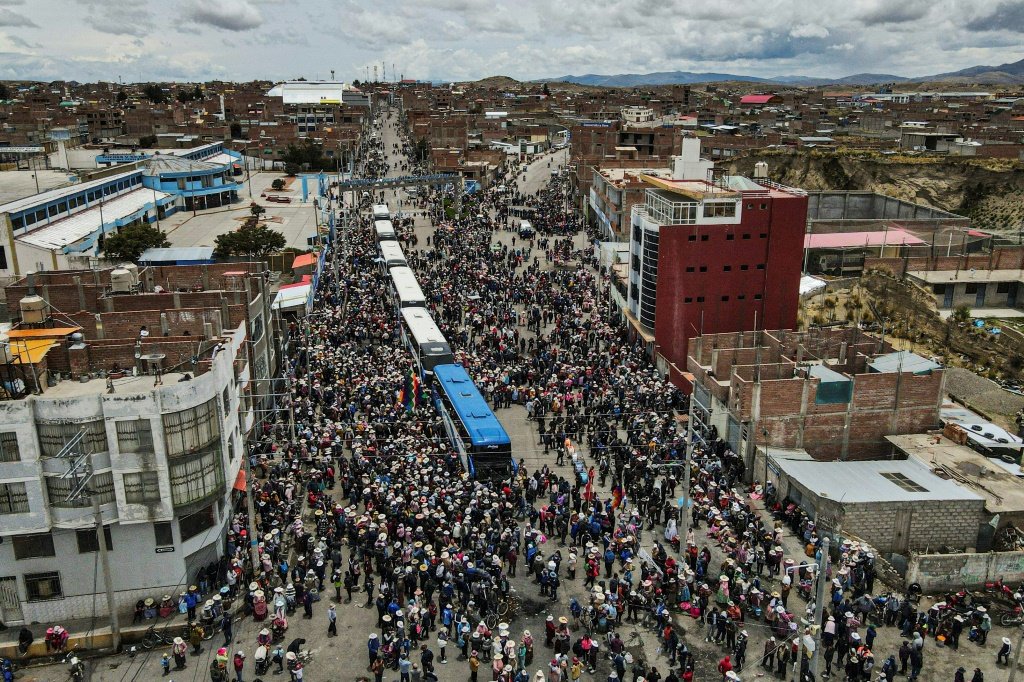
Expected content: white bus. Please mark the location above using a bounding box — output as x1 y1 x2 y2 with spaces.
389 266 427 309
374 219 397 242
372 203 390 221
400 307 454 378
378 241 408 270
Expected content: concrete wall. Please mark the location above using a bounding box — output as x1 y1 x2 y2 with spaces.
807 191 960 221
780 477 985 554
907 550 1024 592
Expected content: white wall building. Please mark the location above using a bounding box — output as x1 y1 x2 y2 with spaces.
0 322 253 625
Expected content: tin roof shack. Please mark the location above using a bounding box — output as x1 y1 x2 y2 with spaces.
892 433 1024 540
769 454 985 555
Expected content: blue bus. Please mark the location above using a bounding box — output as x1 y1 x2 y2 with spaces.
432 364 515 481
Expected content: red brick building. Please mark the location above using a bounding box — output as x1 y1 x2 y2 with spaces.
623 139 807 384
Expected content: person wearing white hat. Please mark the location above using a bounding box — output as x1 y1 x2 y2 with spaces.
998 636 1012 665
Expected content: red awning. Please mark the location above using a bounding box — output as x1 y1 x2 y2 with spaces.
233 468 247 492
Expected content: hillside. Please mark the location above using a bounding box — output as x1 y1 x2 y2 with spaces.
727 151 1024 236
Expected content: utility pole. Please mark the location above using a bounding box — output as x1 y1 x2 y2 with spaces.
680 400 695 545
1009 625 1023 682
58 429 121 652
810 537 831 680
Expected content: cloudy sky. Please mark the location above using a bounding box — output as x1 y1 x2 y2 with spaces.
0 0 1021 83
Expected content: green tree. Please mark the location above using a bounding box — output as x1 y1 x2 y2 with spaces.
116 90 128 103
229 122 242 138
271 179 286 191
0 83 9 100
542 82 550 96
143 83 165 104
950 305 972 327
213 222 286 260
192 84 203 101
249 202 266 218
176 89 193 104
138 135 157 147
102 223 169 262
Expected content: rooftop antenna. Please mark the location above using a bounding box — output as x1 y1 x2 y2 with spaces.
330 70 335 81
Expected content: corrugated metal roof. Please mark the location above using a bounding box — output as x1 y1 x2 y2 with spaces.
0 170 138 215
778 456 982 503
804 229 926 249
16 188 170 251
868 350 941 375
138 247 214 262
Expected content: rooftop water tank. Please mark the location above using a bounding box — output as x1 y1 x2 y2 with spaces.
110 268 132 293
19 295 47 324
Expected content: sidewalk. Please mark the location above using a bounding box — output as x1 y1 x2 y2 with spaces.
0 605 194 662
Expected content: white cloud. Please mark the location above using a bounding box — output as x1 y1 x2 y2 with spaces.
186 0 262 31
0 6 35 26
0 0 1020 84
790 24 830 38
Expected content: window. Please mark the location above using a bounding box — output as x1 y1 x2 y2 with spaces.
46 471 114 507
684 297 693 303
123 471 160 503
699 266 707 273
250 313 264 344
754 294 763 300
740 265 749 271
760 233 767 238
0 432 20 462
222 387 231 413
0 482 28 514
688 235 696 242
721 296 730 301
76 527 113 553
179 503 216 542
702 202 737 218
997 282 1011 294
738 294 746 300
723 265 732 272
48 205 58 217
932 284 947 295
115 419 153 453
742 234 751 240
726 234 735 241
38 420 108 457
701 235 709 241
25 572 62 601
696 296 705 303
965 284 978 294
13 532 55 560
0 246 7 270
880 471 929 493
760 203 767 210
756 264 765 270
685 266 695 273
154 521 174 547
169 449 224 509
163 398 220 458
746 203 753 210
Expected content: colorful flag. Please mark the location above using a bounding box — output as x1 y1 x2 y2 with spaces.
410 370 421 410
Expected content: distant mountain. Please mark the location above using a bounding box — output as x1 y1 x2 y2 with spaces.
925 57 1024 84
771 73 910 86
539 60 1024 87
541 71 774 87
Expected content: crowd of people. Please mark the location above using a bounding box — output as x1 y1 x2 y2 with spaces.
178 108 1002 682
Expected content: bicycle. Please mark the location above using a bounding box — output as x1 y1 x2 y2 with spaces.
141 624 177 649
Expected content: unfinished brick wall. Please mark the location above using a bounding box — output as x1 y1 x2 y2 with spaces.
867 247 1024 277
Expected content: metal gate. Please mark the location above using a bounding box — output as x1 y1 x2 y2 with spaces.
726 417 743 454
0 576 24 624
